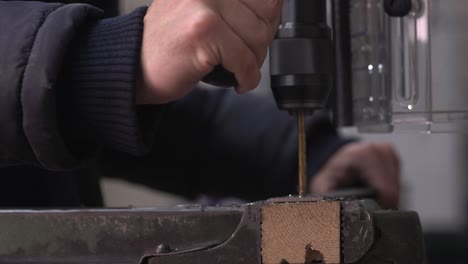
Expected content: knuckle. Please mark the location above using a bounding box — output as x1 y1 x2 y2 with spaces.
262 0 283 25
262 0 282 15
195 48 218 72
183 9 221 41
379 143 399 159
348 142 379 160
366 142 382 153
346 142 366 155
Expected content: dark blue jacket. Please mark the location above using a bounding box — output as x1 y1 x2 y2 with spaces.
0 1 351 207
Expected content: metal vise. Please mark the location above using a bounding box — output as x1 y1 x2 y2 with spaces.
0 197 426 264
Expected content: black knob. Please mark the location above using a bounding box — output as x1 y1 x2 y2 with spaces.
384 0 412 17
202 65 238 88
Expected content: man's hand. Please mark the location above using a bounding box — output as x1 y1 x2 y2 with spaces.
137 0 284 104
310 142 400 209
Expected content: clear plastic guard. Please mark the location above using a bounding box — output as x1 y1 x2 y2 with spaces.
351 0 468 133
351 0 393 133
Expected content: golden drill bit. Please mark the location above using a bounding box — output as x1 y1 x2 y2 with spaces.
297 110 307 197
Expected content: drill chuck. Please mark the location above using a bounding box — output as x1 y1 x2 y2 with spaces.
270 0 333 113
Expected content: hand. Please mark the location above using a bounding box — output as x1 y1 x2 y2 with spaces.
137 0 284 104
310 142 400 209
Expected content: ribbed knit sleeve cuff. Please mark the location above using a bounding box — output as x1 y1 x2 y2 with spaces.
306 113 357 179
64 7 161 156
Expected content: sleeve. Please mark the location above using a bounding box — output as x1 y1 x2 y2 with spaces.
0 1 160 170
58 6 162 157
100 88 354 201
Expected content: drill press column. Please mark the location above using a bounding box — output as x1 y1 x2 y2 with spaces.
270 0 333 195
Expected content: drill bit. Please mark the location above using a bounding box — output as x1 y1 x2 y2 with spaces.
297 110 307 197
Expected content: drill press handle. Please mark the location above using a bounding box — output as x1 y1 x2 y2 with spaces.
202 65 238 88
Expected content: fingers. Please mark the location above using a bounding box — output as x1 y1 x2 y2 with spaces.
191 0 283 92
188 1 275 92
310 142 401 209
215 1 274 65
139 0 283 104
310 151 356 193
176 7 261 92
240 0 284 26
355 143 398 209
213 18 262 92
371 143 400 208
214 0 283 86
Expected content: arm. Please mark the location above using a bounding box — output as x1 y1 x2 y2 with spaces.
100 87 352 201
0 0 283 170
0 1 157 170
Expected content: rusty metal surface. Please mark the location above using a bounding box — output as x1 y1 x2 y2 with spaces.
0 199 426 264
0 207 243 264
341 201 374 263
342 200 426 264
143 205 262 264
266 188 376 205
358 210 427 264
266 196 323 204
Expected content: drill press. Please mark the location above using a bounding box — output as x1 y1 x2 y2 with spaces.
270 0 333 195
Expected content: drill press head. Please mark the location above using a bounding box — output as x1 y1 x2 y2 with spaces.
270 0 333 114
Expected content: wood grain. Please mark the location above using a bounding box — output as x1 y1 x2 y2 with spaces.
261 201 341 264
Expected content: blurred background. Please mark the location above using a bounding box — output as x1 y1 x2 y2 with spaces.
86 0 468 263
